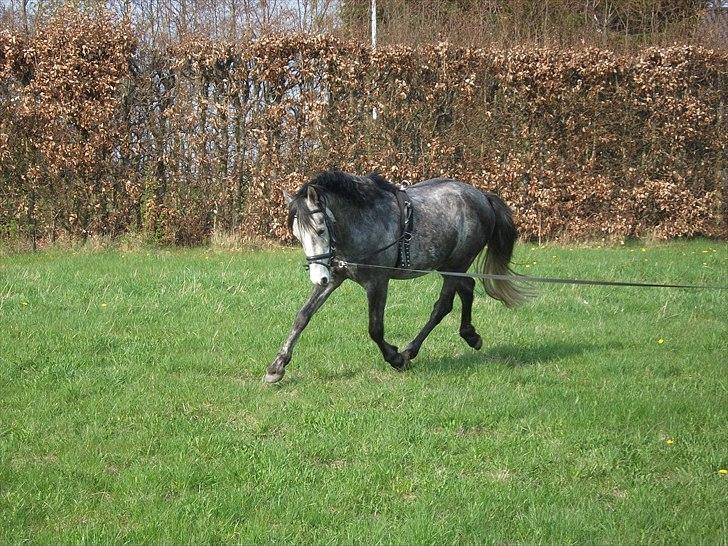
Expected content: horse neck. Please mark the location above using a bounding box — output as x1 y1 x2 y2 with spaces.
328 194 398 256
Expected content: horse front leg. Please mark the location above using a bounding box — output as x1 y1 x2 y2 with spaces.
365 279 408 370
403 276 458 361
264 278 342 383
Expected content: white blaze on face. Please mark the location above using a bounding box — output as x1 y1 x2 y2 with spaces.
293 211 331 286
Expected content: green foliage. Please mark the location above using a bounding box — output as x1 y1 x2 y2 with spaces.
0 242 726 542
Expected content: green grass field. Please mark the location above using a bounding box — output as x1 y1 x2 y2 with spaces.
1 240 726 543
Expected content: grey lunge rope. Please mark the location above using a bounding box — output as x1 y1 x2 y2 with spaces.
334 260 728 290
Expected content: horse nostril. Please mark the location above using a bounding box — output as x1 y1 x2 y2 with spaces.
321 277 329 285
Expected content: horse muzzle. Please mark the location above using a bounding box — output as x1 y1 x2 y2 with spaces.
307 262 330 286
303 253 330 285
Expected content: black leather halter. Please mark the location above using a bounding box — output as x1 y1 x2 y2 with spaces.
303 188 414 271
303 203 337 270
336 188 413 269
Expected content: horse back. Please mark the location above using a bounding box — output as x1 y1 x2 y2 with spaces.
403 178 495 271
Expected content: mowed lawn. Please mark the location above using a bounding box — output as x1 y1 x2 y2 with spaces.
0 240 726 543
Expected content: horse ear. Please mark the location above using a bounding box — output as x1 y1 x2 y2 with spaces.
306 186 318 205
283 190 293 205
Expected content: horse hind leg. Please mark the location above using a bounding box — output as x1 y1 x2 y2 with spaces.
455 276 482 350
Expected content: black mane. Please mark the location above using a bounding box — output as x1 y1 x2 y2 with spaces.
287 171 398 232
299 170 398 204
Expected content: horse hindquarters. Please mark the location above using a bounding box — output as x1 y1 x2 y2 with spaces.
477 193 532 308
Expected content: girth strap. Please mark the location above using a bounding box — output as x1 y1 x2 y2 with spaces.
395 189 413 268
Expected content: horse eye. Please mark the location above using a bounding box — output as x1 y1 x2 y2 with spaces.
316 228 326 237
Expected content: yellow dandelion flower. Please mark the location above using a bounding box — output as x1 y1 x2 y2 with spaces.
719 469 727 476
665 438 674 445
657 338 665 344
21 301 29 306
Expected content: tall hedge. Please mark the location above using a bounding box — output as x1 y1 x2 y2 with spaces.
1 10 726 244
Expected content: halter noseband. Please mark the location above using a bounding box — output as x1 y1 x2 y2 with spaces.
303 204 337 271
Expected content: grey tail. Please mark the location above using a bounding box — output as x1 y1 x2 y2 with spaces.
476 192 534 308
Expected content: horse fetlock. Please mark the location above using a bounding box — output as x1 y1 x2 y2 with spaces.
460 327 482 350
389 350 411 371
264 353 290 383
403 343 419 360
273 352 290 367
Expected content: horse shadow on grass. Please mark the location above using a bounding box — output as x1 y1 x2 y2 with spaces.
313 340 614 383
419 340 620 374
295 337 625 383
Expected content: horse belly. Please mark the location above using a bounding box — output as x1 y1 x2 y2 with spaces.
408 182 490 271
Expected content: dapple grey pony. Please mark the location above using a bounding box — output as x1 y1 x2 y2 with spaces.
264 170 530 383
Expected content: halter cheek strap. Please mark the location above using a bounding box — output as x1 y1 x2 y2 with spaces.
304 206 337 270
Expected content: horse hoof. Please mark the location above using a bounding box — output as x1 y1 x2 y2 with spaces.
263 371 284 384
392 351 411 371
462 333 482 350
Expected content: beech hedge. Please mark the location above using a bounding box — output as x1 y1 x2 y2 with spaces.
1 10 726 244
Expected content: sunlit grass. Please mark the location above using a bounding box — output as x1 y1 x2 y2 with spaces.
0 240 726 543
